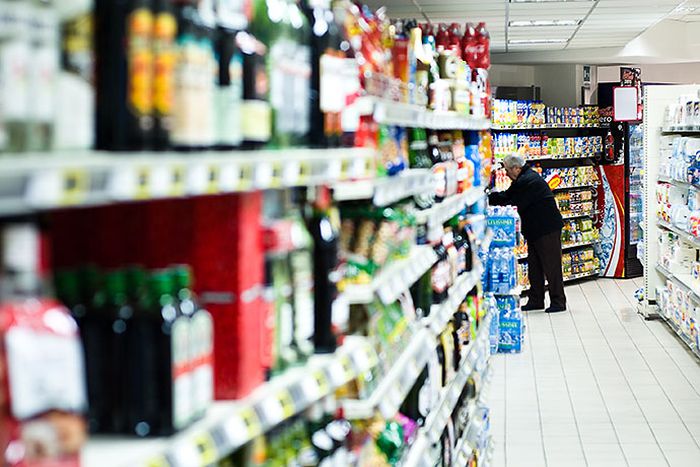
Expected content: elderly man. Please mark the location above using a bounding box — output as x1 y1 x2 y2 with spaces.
489 154 567 313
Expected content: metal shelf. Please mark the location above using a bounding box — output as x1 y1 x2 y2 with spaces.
525 154 596 162
357 96 491 130
0 148 377 216
333 168 433 206
492 124 602 131
552 183 600 191
657 220 700 249
561 239 597 250
661 126 700 134
82 337 377 467
341 245 439 305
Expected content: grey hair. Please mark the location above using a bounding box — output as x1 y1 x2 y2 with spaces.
503 154 526 169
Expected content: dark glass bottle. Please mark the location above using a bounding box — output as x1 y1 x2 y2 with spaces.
95 0 154 151
237 30 271 147
307 186 339 353
303 0 343 147
152 0 177 150
172 265 213 422
103 269 134 433
215 13 244 149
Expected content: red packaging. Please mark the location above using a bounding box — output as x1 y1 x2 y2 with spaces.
190 193 268 399
0 299 87 467
461 22 476 67
474 22 490 70
448 23 461 54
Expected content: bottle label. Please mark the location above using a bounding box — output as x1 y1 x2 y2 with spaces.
216 53 243 145
127 8 154 120
293 45 311 136
6 326 87 419
153 12 177 118
319 53 345 113
171 316 192 429
172 33 200 146
241 99 272 142
191 310 214 415
269 39 297 136
0 40 30 120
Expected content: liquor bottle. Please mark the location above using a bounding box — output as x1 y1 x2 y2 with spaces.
172 266 213 422
152 0 177 150
307 186 339 353
95 0 155 150
214 5 244 149
237 30 271 147
102 270 133 433
0 0 31 152
251 0 294 147
26 0 58 151
288 203 315 360
289 0 311 146
265 254 297 374
303 0 344 147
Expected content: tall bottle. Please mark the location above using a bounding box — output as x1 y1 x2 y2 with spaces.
95 0 154 150
307 186 339 353
152 0 177 150
172 266 213 422
289 0 311 146
303 0 343 147
214 1 245 149
237 30 271 147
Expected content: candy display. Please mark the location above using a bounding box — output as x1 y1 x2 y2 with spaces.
542 166 599 190
562 247 599 277
492 100 600 128
493 133 602 160
562 218 599 245
555 189 595 217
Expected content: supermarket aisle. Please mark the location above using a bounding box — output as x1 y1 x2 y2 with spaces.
487 278 700 467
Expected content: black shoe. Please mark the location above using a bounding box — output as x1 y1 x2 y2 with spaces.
545 305 567 313
522 303 545 311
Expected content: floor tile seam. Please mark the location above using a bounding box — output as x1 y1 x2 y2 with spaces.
597 281 700 441
560 284 628 466
524 302 549 467
589 280 684 462
545 288 587 466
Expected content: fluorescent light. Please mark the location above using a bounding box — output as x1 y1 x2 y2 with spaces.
509 19 581 27
672 6 696 14
509 0 593 3
508 38 569 44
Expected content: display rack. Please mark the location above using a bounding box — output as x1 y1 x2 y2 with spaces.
333 168 433 205
552 183 600 191
358 96 491 130
525 154 593 162
0 148 377 216
520 268 601 292
83 337 377 467
641 84 700 320
491 124 601 131
426 266 483 336
400 312 493 467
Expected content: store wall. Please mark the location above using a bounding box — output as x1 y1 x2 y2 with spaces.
534 64 579 107
490 64 537 88
598 63 700 84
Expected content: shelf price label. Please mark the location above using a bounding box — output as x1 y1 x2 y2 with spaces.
144 455 170 467
222 407 261 451
60 169 88 206
134 167 151 199
193 432 218 466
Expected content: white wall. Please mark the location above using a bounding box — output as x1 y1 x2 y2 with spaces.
598 63 700 84
534 64 579 107
489 64 536 88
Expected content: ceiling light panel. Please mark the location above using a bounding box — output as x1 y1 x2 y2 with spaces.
509 19 581 26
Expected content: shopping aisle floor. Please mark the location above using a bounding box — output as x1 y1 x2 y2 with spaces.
488 278 700 467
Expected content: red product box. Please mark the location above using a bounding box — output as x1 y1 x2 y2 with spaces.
190 193 269 400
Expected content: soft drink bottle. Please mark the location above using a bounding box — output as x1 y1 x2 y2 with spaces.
474 22 490 70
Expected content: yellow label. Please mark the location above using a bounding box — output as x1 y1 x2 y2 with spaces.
277 390 295 418
206 165 219 194
340 158 350 180
240 407 262 437
60 170 88 205
170 165 185 196
340 355 354 380
128 8 154 116
269 162 282 188
194 433 217 466
135 167 150 199
238 164 253 191
313 370 329 395
299 161 311 183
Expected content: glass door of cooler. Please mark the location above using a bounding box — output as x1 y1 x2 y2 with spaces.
628 124 644 246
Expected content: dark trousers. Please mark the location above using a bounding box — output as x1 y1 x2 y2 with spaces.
527 229 566 308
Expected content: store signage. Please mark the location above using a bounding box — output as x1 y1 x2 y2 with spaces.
613 86 639 121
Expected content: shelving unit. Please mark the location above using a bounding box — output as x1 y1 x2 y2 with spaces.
519 268 601 292
357 96 491 130
426 266 483 336
332 168 433 205
654 265 700 358
83 337 377 467
0 148 378 216
400 312 493 467
552 183 600 191
342 245 439 305
492 124 601 131
525 154 594 162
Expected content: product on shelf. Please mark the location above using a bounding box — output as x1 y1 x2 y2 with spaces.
665 94 700 128
492 100 599 128
542 166 599 190
555 189 595 217
561 217 598 244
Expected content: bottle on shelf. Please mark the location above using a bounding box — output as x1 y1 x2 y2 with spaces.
152 0 177 150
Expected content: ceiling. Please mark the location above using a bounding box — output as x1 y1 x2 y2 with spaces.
365 0 700 54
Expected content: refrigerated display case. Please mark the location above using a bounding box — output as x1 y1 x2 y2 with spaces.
594 121 644 278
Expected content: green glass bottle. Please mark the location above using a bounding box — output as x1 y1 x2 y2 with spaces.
172 265 213 422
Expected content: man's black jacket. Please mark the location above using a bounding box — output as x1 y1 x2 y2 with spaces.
488 164 564 241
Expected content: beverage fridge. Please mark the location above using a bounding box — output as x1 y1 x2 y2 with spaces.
594 121 644 278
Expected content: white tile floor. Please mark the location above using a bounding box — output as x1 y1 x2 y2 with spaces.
487 278 700 467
